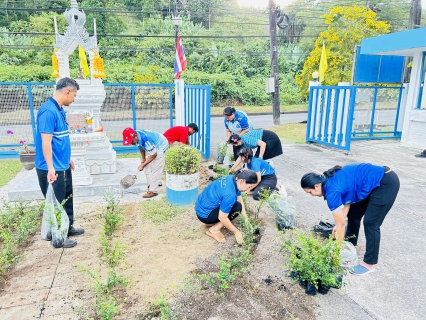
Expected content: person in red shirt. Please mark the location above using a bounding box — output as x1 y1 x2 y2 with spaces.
163 123 198 145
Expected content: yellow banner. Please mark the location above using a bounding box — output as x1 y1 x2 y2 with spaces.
78 45 89 77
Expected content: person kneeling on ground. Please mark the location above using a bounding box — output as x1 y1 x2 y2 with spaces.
229 148 280 200
122 127 168 198
301 163 400 276
227 129 283 161
195 169 258 244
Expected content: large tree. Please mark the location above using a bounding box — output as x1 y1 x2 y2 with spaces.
295 5 391 97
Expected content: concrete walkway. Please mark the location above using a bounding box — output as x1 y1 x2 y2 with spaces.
272 140 425 320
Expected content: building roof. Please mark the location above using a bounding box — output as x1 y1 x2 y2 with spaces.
360 27 426 56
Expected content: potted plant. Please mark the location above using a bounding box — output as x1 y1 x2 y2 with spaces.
283 230 343 296
164 145 201 205
216 141 227 164
6 130 36 170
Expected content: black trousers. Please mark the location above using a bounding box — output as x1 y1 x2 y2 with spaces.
345 170 400 264
197 201 242 224
253 173 278 200
37 167 74 227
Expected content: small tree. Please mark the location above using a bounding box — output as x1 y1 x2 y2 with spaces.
164 145 201 175
296 6 391 98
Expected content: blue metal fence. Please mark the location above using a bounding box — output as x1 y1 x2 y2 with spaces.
185 85 211 159
307 85 404 151
0 82 211 159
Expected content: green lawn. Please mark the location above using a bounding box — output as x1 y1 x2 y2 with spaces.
266 122 307 144
210 104 308 115
0 159 22 188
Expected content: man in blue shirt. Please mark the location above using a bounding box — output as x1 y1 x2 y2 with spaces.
122 127 168 198
35 77 85 248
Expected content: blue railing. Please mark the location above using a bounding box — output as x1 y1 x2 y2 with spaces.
307 85 404 151
0 82 211 159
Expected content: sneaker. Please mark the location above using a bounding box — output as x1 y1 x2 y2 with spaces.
68 226 85 237
63 238 77 248
414 150 426 158
143 191 158 198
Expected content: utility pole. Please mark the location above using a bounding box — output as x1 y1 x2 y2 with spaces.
408 0 422 29
269 0 280 126
404 0 422 82
173 0 179 45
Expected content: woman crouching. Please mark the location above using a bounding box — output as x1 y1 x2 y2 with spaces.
230 147 279 200
195 169 258 244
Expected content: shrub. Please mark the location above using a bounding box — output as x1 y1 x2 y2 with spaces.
283 230 343 288
164 145 200 175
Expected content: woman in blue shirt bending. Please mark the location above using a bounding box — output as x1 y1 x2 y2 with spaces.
229 148 279 200
195 169 258 244
227 129 283 161
223 107 254 160
301 163 400 276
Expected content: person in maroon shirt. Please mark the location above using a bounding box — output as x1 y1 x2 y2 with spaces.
163 123 198 145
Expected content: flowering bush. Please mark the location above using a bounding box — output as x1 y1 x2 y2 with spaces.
6 130 34 154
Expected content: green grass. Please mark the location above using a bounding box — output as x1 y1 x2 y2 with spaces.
0 159 22 188
210 104 308 115
266 122 307 144
116 153 140 159
140 197 188 225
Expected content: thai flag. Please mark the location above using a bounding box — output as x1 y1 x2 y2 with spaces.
174 36 187 79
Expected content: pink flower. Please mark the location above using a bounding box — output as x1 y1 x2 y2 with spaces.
7 130 13 135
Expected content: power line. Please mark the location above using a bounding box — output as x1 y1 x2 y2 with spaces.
0 44 310 56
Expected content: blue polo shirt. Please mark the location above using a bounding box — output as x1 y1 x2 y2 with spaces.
136 130 168 155
224 110 254 134
195 175 242 218
323 163 385 214
35 97 71 171
246 157 275 176
241 129 263 149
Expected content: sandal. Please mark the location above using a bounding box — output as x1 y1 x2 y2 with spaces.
350 264 376 276
206 227 226 243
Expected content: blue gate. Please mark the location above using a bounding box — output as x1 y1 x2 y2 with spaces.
184 85 211 159
307 85 404 151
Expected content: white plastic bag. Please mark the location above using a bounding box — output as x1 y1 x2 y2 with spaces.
40 184 69 248
340 241 358 268
268 191 296 229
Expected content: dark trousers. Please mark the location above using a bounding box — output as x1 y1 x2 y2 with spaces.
197 201 242 224
37 167 74 227
345 170 400 264
253 173 278 200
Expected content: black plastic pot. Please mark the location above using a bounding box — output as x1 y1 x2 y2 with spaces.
330 275 343 289
318 280 331 294
299 279 308 288
305 282 317 295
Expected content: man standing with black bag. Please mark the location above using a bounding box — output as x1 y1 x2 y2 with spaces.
35 77 85 248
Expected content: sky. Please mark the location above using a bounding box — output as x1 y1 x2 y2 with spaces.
237 0 296 9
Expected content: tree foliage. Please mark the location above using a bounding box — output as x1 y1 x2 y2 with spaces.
295 6 391 98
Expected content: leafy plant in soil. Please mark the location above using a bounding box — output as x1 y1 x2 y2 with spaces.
196 213 260 295
0 199 44 282
140 293 175 320
254 187 272 219
78 194 129 320
282 229 343 295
